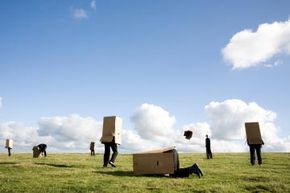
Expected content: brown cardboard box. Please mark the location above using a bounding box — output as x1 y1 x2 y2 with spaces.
32 146 41 158
133 147 178 175
100 116 122 144
5 139 13 148
245 122 263 144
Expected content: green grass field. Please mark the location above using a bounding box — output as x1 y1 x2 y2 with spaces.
0 152 289 193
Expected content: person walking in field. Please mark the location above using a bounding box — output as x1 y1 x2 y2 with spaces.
205 135 213 159
100 116 122 168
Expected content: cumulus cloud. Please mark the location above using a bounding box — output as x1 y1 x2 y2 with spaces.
131 103 176 140
205 99 290 152
0 114 102 152
0 122 46 151
222 19 290 69
38 114 102 150
91 0 96 10
73 8 88 20
1 101 289 153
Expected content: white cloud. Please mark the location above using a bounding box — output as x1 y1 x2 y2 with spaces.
38 114 102 150
73 8 88 20
0 114 102 152
1 101 289 153
131 103 176 140
91 0 96 10
205 99 290 152
222 19 290 69
0 122 43 151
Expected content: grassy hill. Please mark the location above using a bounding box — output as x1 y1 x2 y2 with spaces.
0 152 289 193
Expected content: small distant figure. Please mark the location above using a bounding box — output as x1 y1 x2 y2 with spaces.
184 130 193 140
5 139 13 156
205 135 213 159
37 144 47 157
90 142 95 156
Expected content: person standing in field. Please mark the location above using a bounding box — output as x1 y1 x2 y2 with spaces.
205 135 213 159
90 142 95 156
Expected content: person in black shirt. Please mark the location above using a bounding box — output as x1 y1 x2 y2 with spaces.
205 135 213 159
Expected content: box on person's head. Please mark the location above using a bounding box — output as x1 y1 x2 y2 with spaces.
133 147 178 175
245 122 263 145
90 142 95 149
100 116 122 144
5 139 13 149
32 146 41 158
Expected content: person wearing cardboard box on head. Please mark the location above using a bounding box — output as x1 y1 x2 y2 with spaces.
37 143 47 157
5 139 13 156
100 116 122 167
245 122 264 165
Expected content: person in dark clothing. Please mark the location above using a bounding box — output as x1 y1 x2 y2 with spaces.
90 142 95 156
37 144 47 157
205 135 212 159
171 149 203 178
102 137 118 167
248 141 264 165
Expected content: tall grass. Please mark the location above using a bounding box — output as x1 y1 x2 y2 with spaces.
0 152 289 193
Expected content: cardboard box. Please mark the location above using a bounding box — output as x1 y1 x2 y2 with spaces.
32 146 41 158
245 122 263 145
184 130 193 140
133 147 178 175
5 139 13 148
100 116 122 144
90 142 95 150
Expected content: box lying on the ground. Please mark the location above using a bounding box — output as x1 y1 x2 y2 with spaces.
32 146 41 158
5 139 13 148
245 122 263 144
133 147 178 175
100 116 122 144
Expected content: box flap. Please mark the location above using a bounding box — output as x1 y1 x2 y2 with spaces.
134 146 176 154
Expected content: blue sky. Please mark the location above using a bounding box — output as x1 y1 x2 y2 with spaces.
0 0 290 152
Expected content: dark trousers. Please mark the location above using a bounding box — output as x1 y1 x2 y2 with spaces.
103 142 118 166
249 144 262 165
8 147 12 156
206 147 212 159
90 150 95 156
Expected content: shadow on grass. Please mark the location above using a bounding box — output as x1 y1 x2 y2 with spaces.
0 162 18 165
95 170 168 178
34 163 73 168
95 170 134 176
